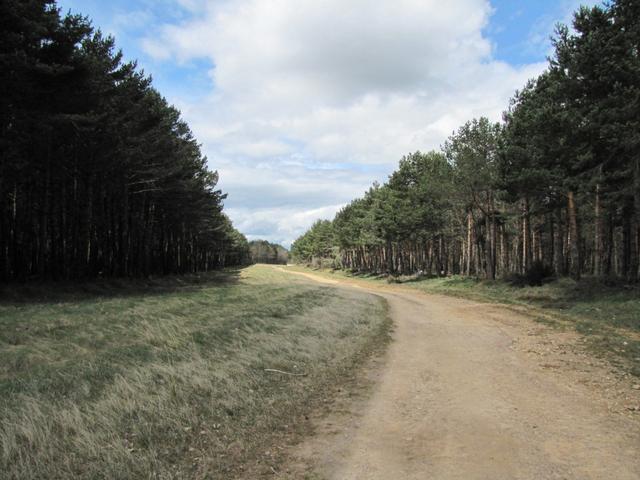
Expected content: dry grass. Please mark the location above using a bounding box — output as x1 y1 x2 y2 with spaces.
290 265 640 377
0 265 390 479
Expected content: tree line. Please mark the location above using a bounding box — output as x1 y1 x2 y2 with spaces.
0 0 251 281
292 0 639 283
248 240 289 265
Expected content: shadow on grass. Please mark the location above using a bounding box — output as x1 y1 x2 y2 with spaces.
347 271 390 281
0 268 244 305
396 274 460 285
514 279 640 330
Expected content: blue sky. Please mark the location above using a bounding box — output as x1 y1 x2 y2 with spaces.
58 0 213 100
57 0 600 247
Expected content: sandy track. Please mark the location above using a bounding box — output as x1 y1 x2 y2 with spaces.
280 269 640 480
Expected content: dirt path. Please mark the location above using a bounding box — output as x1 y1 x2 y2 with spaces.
280 268 640 480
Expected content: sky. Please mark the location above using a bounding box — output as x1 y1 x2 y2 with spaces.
58 0 600 247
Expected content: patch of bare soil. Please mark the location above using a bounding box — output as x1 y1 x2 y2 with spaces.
276 270 640 480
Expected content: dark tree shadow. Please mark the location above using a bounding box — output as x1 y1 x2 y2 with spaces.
0 269 245 305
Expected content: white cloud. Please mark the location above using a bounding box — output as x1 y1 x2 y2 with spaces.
228 204 346 246
142 0 548 246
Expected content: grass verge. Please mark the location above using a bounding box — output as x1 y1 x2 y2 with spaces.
288 265 640 377
0 265 391 479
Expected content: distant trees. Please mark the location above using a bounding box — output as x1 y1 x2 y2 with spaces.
291 220 335 267
0 1 249 280
248 240 288 264
292 0 640 282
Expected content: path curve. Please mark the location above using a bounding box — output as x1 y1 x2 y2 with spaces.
281 268 640 480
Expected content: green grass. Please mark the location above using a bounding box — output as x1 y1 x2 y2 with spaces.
289 265 640 376
0 265 391 479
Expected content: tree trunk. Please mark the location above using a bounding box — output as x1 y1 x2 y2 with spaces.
567 191 581 280
632 156 640 281
594 183 603 277
466 211 472 276
522 197 531 274
485 211 495 280
499 225 507 274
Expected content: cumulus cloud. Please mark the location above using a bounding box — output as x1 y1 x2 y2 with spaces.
142 0 547 246
227 204 347 246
